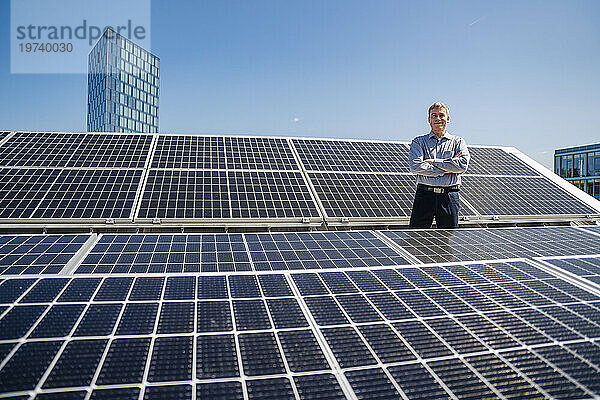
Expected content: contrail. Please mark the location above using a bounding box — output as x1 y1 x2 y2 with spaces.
469 17 484 26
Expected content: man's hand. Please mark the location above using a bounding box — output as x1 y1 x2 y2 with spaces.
424 159 435 165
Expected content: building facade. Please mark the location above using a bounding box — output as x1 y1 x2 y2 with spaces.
87 29 159 133
555 143 600 200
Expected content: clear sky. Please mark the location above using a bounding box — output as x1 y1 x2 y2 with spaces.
1 0 599 168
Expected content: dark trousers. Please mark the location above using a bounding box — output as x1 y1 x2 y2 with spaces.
409 187 459 229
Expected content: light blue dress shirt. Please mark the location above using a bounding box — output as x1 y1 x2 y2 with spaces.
408 131 470 187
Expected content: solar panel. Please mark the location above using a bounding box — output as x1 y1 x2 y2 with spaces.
228 171 320 218
308 172 418 218
466 147 540 176
150 135 226 169
0 131 599 399
74 231 408 273
293 139 410 172
32 169 143 219
225 137 299 170
540 255 600 287
0 168 60 218
296 260 600 399
0 234 89 275
0 132 596 225
75 234 251 273
384 226 600 263
0 133 82 167
137 170 230 219
0 133 152 168
461 175 597 215
2 244 600 398
65 134 152 168
0 273 350 399
245 231 409 270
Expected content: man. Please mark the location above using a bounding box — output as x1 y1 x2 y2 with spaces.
408 102 470 228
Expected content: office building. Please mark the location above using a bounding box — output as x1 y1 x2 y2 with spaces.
87 29 159 133
555 143 600 200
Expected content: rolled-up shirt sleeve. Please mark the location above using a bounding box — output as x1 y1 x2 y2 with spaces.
408 138 446 177
433 138 470 173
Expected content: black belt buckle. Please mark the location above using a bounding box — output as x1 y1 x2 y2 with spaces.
419 184 459 194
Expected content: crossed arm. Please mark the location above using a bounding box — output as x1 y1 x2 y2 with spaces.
409 138 470 177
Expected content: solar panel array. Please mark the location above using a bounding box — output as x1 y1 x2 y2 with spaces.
140 135 322 222
1 250 600 399
1 130 599 399
0 132 597 225
74 231 409 274
291 138 598 220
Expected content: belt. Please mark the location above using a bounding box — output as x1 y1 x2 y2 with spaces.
417 184 459 194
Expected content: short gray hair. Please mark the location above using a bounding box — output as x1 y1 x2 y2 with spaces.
428 102 449 116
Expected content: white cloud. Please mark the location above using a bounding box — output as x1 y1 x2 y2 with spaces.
293 117 301 123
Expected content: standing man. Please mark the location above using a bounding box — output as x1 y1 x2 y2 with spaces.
408 102 470 228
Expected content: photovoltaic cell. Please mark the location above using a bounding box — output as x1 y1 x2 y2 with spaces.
293 374 346 400
43 339 108 388
345 368 400 399
293 139 410 173
96 337 151 385
147 336 193 382
461 175 597 215
0 340 63 392
0 234 89 275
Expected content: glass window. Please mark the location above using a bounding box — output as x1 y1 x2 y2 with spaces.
554 156 560 174
594 179 600 199
573 153 586 177
563 155 573 178
589 151 600 176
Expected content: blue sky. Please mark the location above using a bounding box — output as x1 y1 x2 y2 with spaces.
1 0 599 168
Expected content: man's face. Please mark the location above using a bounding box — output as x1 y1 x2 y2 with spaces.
428 107 449 135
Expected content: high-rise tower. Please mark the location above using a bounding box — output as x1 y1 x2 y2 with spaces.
87 29 159 133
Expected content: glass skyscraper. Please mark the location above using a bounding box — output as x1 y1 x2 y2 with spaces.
87 29 159 133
